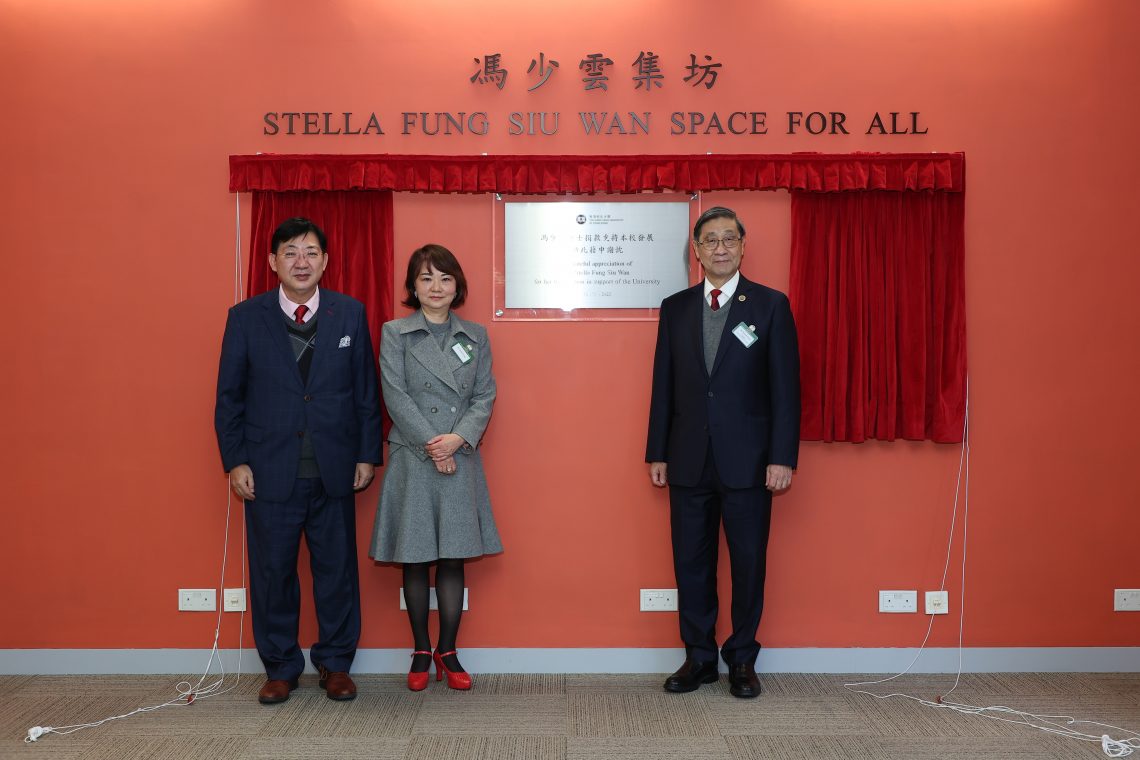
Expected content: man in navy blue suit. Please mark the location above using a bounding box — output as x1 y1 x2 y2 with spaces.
215 218 381 704
647 206 800 699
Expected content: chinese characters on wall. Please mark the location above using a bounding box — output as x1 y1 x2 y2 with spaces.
470 51 723 92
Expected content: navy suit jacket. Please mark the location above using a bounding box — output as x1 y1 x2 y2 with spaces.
215 288 382 503
646 276 800 490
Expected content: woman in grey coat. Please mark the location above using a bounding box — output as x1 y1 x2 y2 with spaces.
370 244 501 691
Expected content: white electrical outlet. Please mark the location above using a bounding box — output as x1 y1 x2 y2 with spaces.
878 590 917 613
399 587 468 611
925 590 949 615
1114 589 1140 612
640 588 678 611
223 588 247 612
178 588 216 612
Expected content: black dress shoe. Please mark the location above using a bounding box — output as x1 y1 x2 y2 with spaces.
728 662 761 698
664 659 719 693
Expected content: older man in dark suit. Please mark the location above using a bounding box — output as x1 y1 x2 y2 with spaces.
215 217 381 704
647 206 800 699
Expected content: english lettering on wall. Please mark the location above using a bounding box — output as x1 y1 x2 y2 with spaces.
261 110 929 138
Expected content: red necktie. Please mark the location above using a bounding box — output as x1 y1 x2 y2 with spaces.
710 289 722 311
293 305 308 324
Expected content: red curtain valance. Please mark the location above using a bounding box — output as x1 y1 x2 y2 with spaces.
229 152 964 195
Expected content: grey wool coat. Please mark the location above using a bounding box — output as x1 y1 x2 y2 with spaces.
370 310 502 563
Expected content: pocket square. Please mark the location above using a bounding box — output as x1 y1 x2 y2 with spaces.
338 335 351 348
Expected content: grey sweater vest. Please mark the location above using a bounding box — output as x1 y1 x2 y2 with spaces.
703 299 730 373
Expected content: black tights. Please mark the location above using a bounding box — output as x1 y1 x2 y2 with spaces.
403 559 465 672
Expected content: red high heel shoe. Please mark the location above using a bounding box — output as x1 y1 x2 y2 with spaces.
433 649 472 690
407 650 432 692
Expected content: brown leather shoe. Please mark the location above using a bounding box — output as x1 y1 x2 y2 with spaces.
257 678 297 704
318 666 357 701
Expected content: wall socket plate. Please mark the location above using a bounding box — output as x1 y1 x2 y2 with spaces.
399 587 469 611
878 590 917 613
1114 589 1140 611
178 588 216 612
223 588 247 612
925 590 949 615
640 588 678 611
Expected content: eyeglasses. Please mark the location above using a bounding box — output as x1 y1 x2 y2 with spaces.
697 235 742 251
278 248 323 261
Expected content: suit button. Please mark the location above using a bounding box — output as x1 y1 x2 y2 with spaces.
431 407 438 413
304 394 312 401
707 391 714 398
296 431 304 438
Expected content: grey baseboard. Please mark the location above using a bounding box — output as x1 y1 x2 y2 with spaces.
2 647 1137 675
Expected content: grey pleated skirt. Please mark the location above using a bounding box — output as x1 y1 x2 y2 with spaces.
369 443 502 563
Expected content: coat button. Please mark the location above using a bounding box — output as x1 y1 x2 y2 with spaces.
425 382 432 388
450 406 456 412
431 407 438 413
304 394 312 401
462 383 468 389
707 391 714 398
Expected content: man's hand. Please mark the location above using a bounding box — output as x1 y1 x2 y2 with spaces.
766 464 793 492
649 462 668 488
354 462 376 491
229 464 255 500
425 433 465 461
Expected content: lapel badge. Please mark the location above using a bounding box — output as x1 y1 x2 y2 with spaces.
749 325 756 331
338 335 351 348
738 294 746 302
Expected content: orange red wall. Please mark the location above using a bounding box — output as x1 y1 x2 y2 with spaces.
4 0 1139 653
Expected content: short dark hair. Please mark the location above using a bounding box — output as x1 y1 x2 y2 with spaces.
271 217 327 254
402 244 468 309
693 206 745 240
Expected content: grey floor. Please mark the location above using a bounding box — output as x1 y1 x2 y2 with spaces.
3 673 1138 759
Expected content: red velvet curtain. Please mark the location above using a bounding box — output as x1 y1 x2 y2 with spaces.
230 153 963 194
790 191 966 443
248 190 394 362
235 153 967 445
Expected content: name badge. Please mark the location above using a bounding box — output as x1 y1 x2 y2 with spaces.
452 343 473 363
732 322 757 348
